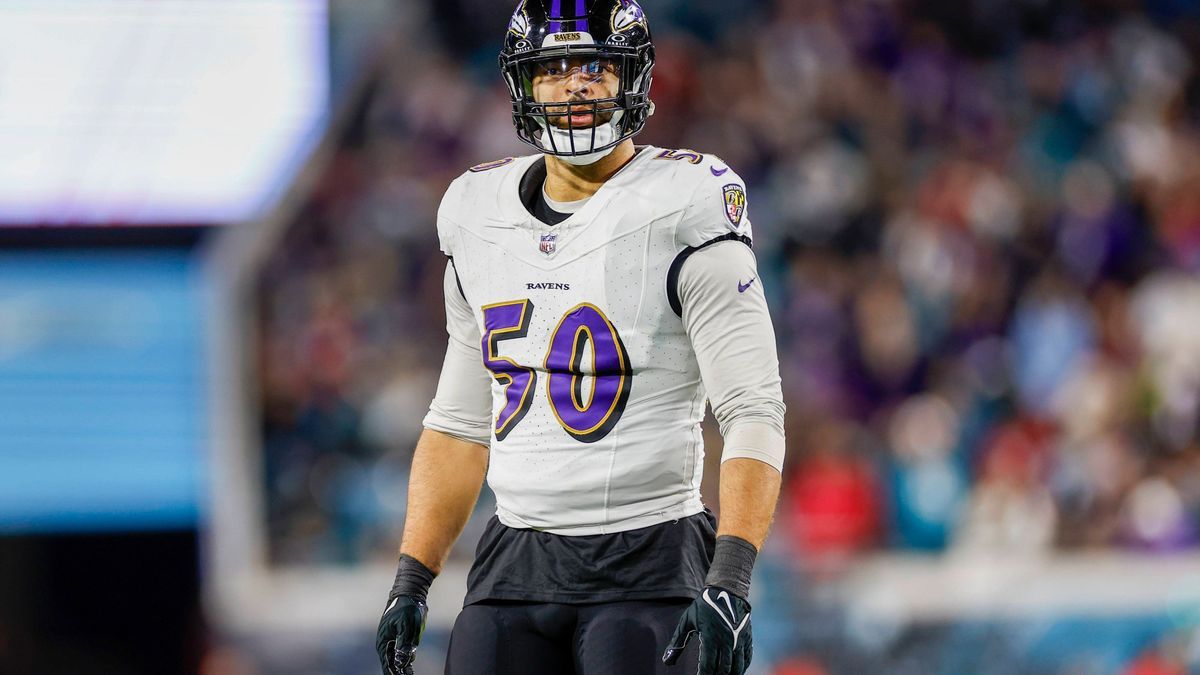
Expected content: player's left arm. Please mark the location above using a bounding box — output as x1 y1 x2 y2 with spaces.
664 239 785 673
679 237 785 560
715 458 782 546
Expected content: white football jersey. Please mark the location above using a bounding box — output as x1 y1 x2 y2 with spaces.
431 146 754 535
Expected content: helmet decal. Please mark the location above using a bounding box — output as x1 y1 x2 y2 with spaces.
611 1 646 33
509 4 530 38
544 31 594 45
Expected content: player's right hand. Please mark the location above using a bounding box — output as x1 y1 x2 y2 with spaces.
662 586 753 674
376 594 428 675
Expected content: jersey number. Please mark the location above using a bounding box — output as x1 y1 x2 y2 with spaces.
481 300 632 443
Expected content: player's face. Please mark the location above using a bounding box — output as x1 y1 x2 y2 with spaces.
530 56 621 130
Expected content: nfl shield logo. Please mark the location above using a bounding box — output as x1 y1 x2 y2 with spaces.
539 233 557 255
723 184 746 228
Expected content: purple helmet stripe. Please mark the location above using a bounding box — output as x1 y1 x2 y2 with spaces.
575 0 588 32
549 0 562 32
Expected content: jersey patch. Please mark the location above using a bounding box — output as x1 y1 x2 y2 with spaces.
469 157 516 173
723 184 746 227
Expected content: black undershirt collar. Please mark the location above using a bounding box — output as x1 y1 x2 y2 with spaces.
518 157 571 226
517 146 649 227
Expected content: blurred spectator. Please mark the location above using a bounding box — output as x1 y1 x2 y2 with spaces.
887 392 969 550
954 418 1058 554
785 420 882 568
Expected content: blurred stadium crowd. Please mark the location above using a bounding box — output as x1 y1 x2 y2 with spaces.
253 0 1200 670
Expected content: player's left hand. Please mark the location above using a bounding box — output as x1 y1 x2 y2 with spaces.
375 594 428 675
662 586 752 674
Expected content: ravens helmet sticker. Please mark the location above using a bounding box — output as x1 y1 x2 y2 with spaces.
611 1 647 33
509 4 530 38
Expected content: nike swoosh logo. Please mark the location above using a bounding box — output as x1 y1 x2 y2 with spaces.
702 589 750 649
738 277 756 293
710 165 729 176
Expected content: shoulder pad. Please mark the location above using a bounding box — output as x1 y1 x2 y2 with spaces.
437 154 541 255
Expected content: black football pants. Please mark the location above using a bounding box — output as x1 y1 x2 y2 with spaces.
444 598 699 675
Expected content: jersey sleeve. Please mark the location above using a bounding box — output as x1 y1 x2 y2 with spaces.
434 175 468 257
422 260 493 447
673 160 752 249
667 160 755 318
677 240 786 471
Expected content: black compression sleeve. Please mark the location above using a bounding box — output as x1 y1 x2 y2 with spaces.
703 535 757 599
389 554 436 600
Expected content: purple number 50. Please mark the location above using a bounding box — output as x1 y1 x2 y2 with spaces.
480 300 632 443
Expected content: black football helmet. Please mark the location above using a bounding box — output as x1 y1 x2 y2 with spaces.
499 0 655 163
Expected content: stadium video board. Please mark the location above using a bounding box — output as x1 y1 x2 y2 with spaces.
0 0 328 225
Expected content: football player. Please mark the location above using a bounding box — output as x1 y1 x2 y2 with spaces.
376 1 784 673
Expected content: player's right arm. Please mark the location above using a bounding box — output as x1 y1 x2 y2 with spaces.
378 259 492 675
378 428 486 674
398 428 488 570
401 258 493 571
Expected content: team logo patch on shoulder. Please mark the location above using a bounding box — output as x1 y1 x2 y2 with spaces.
469 157 515 173
611 1 647 33
539 233 557 255
723 184 747 227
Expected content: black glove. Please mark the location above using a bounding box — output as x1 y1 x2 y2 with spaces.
376 555 435 675
662 586 753 675
376 594 428 675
